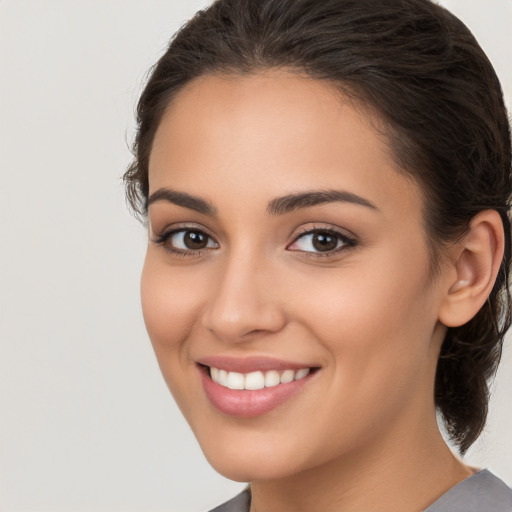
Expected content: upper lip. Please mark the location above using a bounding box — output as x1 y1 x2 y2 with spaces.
197 355 318 373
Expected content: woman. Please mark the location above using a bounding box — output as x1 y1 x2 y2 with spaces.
124 0 512 510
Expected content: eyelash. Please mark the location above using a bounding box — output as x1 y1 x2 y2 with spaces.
152 225 357 258
152 227 218 258
289 226 357 258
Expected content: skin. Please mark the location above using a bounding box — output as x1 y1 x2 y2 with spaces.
141 70 500 512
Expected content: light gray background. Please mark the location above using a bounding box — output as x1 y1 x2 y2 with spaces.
0 1 510 511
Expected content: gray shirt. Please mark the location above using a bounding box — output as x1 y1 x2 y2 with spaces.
209 470 512 512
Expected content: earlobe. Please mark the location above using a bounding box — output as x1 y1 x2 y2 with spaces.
439 210 504 328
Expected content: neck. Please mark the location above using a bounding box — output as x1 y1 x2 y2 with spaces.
249 410 473 512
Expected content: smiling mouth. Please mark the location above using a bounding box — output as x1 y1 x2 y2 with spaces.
199 364 319 391
198 363 320 417
209 366 314 390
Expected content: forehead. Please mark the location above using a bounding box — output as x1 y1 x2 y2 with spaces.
149 70 421 218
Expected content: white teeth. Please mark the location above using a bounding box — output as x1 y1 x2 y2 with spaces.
264 370 280 388
280 369 295 384
227 371 245 390
209 366 312 390
210 367 220 382
219 369 228 387
245 371 265 390
295 368 310 380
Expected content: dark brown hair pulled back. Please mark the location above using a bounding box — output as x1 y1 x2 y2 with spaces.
124 0 512 454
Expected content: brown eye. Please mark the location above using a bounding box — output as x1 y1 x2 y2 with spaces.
183 231 209 249
311 232 338 252
160 229 218 253
287 228 355 255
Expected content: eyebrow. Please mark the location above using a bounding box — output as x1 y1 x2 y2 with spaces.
146 187 378 216
146 188 217 216
267 189 378 215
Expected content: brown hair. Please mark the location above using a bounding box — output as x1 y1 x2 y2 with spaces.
124 0 511 454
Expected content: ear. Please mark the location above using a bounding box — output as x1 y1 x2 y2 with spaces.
438 210 505 328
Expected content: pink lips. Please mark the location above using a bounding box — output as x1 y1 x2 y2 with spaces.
197 356 318 418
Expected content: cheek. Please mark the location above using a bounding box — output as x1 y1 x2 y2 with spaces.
292 249 437 395
140 252 203 360
299 264 432 339
140 252 211 419
279 264 438 460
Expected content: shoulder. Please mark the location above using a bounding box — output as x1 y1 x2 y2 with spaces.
208 488 251 512
425 469 512 512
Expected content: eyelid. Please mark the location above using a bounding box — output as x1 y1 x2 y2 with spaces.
287 225 357 256
151 224 219 257
151 222 357 258
151 221 215 241
291 223 357 241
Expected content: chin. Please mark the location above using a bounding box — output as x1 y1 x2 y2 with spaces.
199 437 307 483
207 458 293 483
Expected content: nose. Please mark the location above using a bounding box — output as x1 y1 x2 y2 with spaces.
201 251 287 343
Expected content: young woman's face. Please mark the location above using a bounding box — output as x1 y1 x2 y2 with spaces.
142 71 449 481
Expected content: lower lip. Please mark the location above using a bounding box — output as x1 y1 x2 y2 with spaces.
199 367 315 418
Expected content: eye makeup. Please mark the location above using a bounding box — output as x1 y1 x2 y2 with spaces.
151 222 358 260
287 225 357 258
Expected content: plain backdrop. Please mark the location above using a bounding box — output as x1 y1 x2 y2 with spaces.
0 1 511 511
